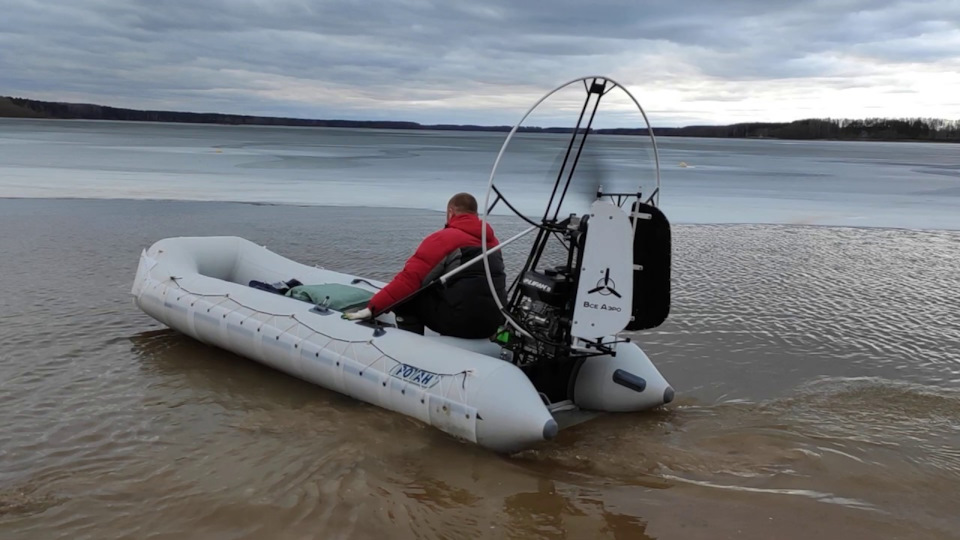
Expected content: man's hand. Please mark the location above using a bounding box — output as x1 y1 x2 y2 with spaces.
341 307 373 321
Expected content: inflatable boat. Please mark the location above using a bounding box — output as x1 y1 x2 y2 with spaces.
131 76 675 453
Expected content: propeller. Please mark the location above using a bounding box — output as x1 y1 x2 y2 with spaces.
542 141 609 218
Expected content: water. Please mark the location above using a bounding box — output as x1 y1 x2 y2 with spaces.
1 118 958 230
1 120 959 539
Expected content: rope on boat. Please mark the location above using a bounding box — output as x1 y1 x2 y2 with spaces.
163 277 474 394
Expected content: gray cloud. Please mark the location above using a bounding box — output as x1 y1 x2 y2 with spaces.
1 0 958 126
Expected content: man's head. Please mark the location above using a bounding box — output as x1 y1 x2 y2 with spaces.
446 192 478 223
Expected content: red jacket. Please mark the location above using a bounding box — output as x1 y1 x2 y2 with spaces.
368 213 500 314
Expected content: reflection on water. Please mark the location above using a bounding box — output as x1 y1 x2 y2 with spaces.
1 199 959 539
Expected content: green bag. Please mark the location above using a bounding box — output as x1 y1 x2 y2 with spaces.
285 283 374 311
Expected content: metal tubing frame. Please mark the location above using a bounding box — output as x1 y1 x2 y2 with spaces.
480 75 662 337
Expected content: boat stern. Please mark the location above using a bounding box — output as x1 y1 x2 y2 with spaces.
573 340 673 412
471 363 558 454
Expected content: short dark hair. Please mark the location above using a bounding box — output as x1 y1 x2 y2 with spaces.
448 192 478 214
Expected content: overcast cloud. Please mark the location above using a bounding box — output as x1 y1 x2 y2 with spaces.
1 0 958 126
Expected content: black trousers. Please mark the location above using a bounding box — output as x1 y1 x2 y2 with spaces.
394 288 503 339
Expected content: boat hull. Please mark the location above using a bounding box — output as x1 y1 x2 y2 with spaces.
131 236 671 452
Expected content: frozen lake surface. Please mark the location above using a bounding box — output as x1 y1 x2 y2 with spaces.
1 118 957 230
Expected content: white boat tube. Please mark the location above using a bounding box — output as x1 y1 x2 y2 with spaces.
131 236 557 453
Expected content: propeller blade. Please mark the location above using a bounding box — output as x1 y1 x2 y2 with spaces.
567 146 606 208
540 140 610 215
587 286 604 294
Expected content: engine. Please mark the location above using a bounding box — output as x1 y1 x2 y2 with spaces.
519 268 570 325
499 267 576 366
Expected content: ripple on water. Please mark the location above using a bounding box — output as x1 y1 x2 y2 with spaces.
0 486 63 517
518 375 960 537
2 200 960 539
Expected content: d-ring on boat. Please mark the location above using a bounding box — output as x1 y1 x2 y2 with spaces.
131 76 674 453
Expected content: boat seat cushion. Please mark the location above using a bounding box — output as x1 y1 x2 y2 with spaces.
285 283 374 311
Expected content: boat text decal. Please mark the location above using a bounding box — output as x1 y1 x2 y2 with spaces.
389 363 441 388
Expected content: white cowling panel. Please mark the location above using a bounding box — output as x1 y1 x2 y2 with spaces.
572 200 634 339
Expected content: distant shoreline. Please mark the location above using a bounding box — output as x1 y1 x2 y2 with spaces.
2 95 958 143
4 196 959 233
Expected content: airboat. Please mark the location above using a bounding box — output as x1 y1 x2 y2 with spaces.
131 75 673 453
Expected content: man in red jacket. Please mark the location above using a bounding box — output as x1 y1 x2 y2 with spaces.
343 193 508 338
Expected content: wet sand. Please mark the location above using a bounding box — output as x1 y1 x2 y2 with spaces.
1 198 959 539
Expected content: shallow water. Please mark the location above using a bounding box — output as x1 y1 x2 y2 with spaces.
1 198 959 539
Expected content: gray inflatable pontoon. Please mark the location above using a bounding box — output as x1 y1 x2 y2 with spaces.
131 235 672 453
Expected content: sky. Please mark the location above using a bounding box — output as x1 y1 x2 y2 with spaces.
1 0 959 127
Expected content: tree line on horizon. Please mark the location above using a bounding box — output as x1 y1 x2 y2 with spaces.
2 96 958 142
620 117 960 142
